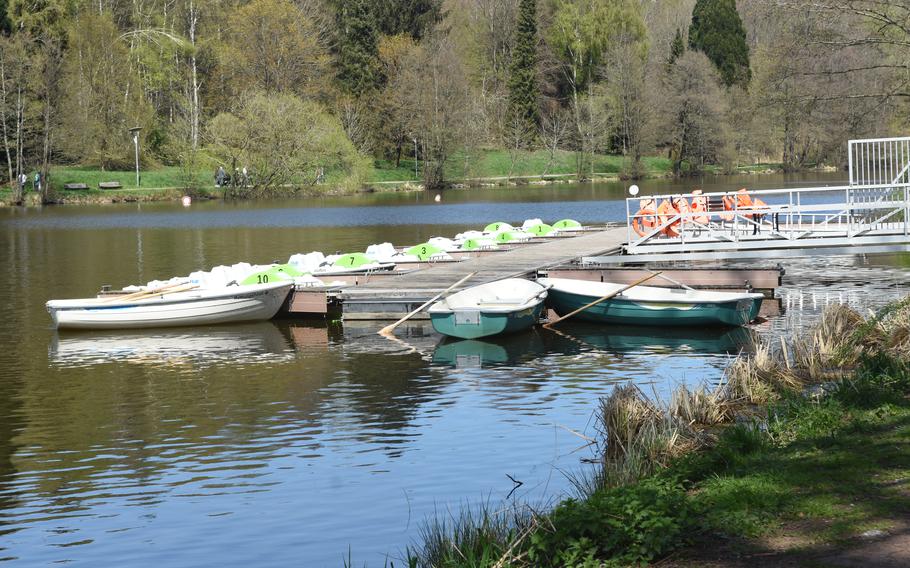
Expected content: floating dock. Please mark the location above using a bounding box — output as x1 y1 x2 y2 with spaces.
286 226 783 320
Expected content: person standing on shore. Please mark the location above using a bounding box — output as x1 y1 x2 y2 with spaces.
34 172 41 193
17 172 26 195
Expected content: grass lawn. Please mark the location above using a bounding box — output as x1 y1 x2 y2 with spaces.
686 369 910 549
370 148 674 184
48 165 211 191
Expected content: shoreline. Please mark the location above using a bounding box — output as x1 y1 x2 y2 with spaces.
0 164 808 207
397 299 910 567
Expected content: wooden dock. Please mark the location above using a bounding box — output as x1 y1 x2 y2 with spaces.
336 227 629 320
284 226 784 320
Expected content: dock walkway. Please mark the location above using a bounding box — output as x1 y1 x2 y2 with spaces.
334 227 627 319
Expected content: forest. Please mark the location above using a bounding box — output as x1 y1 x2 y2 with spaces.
1 0 908 200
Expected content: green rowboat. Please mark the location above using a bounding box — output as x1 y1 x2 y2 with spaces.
428 278 548 339
537 277 763 327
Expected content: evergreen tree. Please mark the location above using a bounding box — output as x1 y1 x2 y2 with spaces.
333 0 381 96
374 0 444 40
687 0 750 87
0 0 10 35
506 0 539 142
668 27 684 65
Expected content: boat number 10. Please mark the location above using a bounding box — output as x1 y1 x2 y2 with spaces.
256 274 269 284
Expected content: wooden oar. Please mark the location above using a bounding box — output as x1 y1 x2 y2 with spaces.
110 283 199 303
543 272 662 329
102 281 190 303
378 271 478 338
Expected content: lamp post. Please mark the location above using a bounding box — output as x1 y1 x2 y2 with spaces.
129 126 142 187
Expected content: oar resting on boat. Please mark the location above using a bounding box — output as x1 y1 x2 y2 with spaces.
538 276 764 328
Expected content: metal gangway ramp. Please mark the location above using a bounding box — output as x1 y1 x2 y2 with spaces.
590 136 910 263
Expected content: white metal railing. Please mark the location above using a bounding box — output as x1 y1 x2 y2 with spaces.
848 136 910 186
625 183 910 253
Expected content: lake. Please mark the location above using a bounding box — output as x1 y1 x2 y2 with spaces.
1 172 907 566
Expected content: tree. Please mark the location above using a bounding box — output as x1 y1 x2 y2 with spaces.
394 34 470 189
688 0 751 87
376 33 419 167
668 27 684 65
374 0 444 39
0 34 31 197
662 51 731 175
207 92 369 197
57 13 152 169
219 0 328 97
333 0 381 96
505 0 539 146
547 0 644 178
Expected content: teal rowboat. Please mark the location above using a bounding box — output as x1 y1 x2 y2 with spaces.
538 277 763 327
428 278 548 339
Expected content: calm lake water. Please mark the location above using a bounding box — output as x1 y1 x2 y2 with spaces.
1 173 907 566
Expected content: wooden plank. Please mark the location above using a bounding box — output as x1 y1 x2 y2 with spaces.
287 290 328 314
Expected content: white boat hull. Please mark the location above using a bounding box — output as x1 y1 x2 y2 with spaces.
47 282 292 330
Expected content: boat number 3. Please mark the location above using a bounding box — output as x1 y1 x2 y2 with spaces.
420 246 427 255
257 274 269 284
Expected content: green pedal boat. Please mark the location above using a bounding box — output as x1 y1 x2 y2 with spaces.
428 278 549 339
537 277 763 327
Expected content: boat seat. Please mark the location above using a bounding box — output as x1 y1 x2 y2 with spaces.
476 298 525 305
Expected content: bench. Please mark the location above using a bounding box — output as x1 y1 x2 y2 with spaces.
98 181 122 189
63 183 88 190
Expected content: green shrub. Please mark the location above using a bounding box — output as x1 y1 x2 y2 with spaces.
527 480 691 567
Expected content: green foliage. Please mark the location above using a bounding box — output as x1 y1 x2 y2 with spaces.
547 0 644 97
57 13 153 169
669 27 685 64
219 0 328 97
7 0 70 40
207 92 370 196
527 480 691 567
506 0 540 144
688 0 751 87
333 0 381 96
374 0 443 40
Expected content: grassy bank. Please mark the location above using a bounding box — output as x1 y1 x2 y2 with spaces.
398 299 910 567
370 149 675 185
0 150 780 205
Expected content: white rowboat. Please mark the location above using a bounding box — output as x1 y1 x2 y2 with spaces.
47 282 292 330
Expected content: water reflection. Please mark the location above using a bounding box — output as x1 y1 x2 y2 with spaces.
431 325 755 370
50 322 296 369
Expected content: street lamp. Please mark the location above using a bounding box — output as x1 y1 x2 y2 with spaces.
129 126 142 187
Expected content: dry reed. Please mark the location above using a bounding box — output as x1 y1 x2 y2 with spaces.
792 304 865 379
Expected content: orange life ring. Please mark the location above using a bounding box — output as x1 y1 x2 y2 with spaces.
632 206 657 237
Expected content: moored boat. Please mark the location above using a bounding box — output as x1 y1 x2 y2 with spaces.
47 281 292 330
427 278 548 339
538 277 763 327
